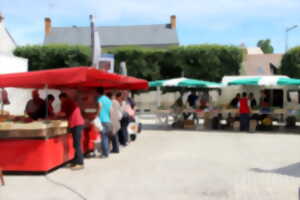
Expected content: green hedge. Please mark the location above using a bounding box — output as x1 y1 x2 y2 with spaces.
14 44 243 82
281 47 300 78
14 44 91 71
109 45 243 82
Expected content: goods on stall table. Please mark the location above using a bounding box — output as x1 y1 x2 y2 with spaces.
183 120 195 129
0 119 68 139
0 120 67 130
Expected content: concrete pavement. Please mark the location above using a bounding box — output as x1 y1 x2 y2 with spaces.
1 130 300 200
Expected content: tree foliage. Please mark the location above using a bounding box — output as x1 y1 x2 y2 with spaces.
14 44 243 82
106 47 162 81
109 45 243 82
257 39 274 54
14 44 91 71
281 46 300 78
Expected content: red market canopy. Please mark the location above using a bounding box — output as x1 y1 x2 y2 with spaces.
0 67 148 90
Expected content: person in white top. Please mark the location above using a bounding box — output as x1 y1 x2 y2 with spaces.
118 91 135 146
108 91 123 153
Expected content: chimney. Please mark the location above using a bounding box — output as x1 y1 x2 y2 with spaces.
0 13 4 23
170 15 176 29
45 17 52 35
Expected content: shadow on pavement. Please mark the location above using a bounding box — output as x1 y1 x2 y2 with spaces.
250 162 300 178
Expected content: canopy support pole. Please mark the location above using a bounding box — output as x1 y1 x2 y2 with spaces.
157 86 161 108
1 88 4 115
45 84 49 118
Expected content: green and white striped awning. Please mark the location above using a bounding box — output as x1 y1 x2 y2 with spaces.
224 76 300 86
149 77 221 88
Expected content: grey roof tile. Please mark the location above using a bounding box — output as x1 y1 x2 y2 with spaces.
44 24 179 46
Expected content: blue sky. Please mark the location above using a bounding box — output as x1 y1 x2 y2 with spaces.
2 0 300 53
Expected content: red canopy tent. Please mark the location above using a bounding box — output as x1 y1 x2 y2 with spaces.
0 66 148 90
0 67 148 173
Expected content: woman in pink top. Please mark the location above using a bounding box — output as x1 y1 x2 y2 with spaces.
59 93 85 170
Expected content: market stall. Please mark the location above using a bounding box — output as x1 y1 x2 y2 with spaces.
149 77 221 128
0 66 148 172
220 75 300 131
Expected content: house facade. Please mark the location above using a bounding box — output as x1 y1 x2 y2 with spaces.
241 47 283 76
43 15 179 49
0 13 30 115
0 14 16 55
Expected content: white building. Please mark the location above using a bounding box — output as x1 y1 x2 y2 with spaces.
0 14 30 115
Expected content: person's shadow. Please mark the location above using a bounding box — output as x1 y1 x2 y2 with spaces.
251 162 300 178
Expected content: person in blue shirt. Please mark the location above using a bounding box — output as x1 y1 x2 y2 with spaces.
97 87 113 158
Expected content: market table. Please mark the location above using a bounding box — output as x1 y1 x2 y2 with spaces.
0 120 98 173
155 109 173 125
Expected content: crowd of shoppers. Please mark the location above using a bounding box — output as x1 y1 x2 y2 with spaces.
25 88 138 171
96 88 137 159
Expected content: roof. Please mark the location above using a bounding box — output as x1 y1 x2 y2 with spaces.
5 27 17 46
242 54 283 75
44 24 179 47
0 21 17 55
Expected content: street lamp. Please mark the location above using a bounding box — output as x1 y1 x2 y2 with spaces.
285 25 298 52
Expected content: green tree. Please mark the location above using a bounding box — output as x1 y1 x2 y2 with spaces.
14 44 243 82
108 47 161 81
109 45 243 82
14 44 91 71
281 46 300 78
257 39 274 54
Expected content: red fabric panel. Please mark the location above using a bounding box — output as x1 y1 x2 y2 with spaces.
82 125 98 152
0 128 97 172
0 66 149 90
0 134 74 172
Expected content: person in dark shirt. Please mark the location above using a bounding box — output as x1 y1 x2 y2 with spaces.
187 91 198 108
230 93 240 108
259 91 270 108
249 92 257 109
45 94 55 118
25 90 46 120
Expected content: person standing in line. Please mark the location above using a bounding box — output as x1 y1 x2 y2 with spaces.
58 93 85 170
117 92 126 146
109 92 123 153
97 88 113 158
239 92 251 132
120 91 135 146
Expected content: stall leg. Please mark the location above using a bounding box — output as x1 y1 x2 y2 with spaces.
0 168 4 186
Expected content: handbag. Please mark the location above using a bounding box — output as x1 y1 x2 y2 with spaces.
93 117 103 131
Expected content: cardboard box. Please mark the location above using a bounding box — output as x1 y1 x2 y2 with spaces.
184 120 195 129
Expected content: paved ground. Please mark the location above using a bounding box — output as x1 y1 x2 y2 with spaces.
1 128 300 200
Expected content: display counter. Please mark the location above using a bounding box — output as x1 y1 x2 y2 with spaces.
0 120 97 173
0 120 68 139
